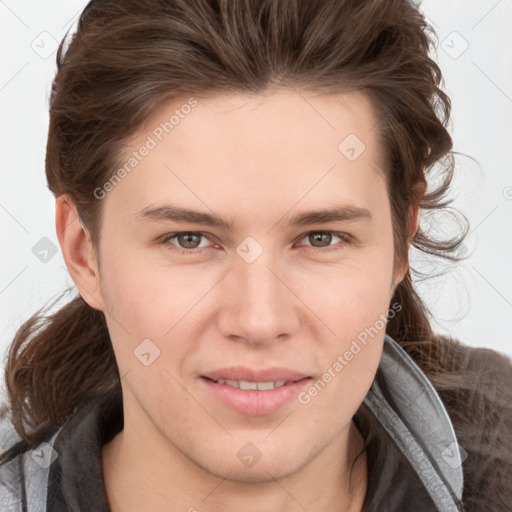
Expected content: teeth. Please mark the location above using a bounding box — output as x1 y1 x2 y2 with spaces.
240 380 258 390
216 379 287 390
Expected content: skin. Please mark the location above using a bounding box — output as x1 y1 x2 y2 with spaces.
56 88 422 512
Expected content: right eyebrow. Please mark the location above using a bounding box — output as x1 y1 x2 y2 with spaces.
134 204 234 229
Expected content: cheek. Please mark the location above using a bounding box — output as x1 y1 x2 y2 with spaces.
303 247 395 333
298 270 393 415
298 345 381 430
99 239 189 329
97 241 191 371
301 247 395 396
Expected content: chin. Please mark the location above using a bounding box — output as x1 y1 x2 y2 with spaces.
191 447 305 484
215 462 300 484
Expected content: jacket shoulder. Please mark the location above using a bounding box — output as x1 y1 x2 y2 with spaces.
435 336 512 511
0 417 57 511
0 419 25 511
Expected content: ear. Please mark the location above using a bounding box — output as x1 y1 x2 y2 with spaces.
407 180 426 241
55 195 106 312
391 179 426 291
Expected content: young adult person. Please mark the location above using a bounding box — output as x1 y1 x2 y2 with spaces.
1 1 511 510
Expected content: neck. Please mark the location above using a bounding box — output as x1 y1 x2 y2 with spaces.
102 419 367 512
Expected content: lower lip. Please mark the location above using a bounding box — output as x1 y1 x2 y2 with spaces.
200 377 312 416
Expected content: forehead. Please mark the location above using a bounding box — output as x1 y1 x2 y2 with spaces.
108 88 387 220
127 87 383 162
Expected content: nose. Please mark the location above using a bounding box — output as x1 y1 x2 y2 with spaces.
217 252 301 346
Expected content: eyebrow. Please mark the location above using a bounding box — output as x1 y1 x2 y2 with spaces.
135 203 372 229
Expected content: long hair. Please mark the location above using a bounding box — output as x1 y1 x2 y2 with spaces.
1 1 510 510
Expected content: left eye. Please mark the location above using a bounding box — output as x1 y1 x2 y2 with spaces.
159 231 351 253
300 231 348 249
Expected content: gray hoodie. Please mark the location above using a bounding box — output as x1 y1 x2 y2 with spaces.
0 335 466 511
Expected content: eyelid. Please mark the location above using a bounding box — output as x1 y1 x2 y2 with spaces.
159 230 353 253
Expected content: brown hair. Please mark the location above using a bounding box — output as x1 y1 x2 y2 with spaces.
2 1 511 510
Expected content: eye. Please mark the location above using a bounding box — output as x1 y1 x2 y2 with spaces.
159 230 351 255
297 231 352 252
159 232 213 254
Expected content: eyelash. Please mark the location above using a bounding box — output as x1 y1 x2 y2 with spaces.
159 231 353 255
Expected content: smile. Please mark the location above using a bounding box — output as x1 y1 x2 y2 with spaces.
212 379 287 390
200 376 312 415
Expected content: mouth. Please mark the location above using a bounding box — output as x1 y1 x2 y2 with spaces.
199 371 312 416
202 376 308 390
201 366 310 384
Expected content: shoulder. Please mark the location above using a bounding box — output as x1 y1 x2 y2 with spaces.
0 417 25 510
438 335 512 406
434 336 512 511
0 414 60 511
454 335 512 373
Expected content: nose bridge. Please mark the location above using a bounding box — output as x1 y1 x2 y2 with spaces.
239 256 280 304
235 234 281 295
220 241 298 344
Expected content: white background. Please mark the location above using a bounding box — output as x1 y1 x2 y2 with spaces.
1 0 511 395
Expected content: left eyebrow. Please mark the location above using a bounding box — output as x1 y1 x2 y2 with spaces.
134 203 372 230
284 205 372 227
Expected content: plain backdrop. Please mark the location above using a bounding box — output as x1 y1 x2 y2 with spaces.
1 0 511 399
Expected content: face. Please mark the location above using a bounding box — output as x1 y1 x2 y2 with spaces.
79 89 406 482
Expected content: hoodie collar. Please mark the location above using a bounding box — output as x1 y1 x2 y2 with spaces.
43 334 464 511
363 334 464 511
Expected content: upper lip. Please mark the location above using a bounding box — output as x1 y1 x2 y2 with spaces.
202 367 310 383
